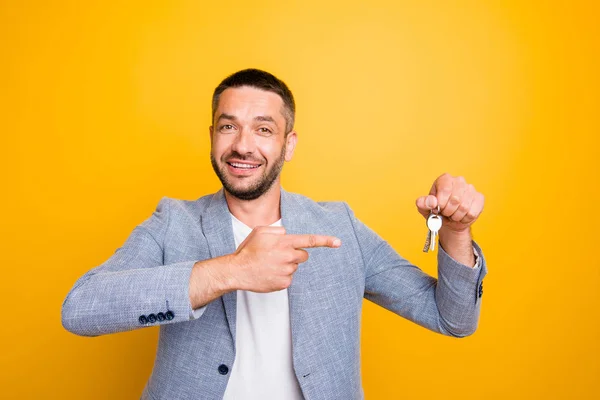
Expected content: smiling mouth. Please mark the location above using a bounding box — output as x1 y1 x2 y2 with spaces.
227 162 261 170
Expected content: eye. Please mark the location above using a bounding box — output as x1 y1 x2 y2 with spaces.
219 124 236 132
257 127 273 135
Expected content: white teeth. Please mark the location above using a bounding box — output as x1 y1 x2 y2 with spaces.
230 162 259 169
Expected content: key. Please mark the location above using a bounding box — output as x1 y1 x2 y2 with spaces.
427 213 442 251
423 206 442 253
422 229 431 252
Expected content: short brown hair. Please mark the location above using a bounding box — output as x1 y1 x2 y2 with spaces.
212 68 296 134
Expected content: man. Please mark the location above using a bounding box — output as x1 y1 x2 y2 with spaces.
62 69 487 400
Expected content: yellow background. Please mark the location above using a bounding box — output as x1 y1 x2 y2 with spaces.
2 0 598 398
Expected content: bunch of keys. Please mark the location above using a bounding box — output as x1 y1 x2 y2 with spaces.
423 206 442 252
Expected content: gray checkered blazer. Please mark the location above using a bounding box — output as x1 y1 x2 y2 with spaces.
62 187 487 399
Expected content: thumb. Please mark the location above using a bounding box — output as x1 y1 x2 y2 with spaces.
415 195 438 218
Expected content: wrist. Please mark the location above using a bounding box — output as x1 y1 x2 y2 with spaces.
204 254 239 293
438 227 475 267
219 253 241 292
189 255 238 309
439 226 471 242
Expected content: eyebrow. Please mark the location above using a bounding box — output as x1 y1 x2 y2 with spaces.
216 113 276 124
254 115 276 123
216 113 237 123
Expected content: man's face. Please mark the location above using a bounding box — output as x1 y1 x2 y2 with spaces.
210 86 297 201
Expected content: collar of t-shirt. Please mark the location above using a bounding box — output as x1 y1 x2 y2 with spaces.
229 213 282 236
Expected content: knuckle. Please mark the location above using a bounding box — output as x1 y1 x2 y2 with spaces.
282 276 293 288
308 234 317 248
285 252 296 264
284 264 296 275
458 202 469 212
301 250 309 263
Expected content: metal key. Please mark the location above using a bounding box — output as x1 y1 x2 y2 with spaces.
423 206 442 252
422 229 432 252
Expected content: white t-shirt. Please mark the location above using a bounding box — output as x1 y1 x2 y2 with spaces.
222 213 304 400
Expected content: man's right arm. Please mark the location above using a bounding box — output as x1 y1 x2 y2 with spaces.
61 198 215 337
62 199 339 337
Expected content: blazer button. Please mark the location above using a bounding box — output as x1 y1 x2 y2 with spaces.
138 315 148 325
478 281 484 297
147 314 157 323
218 364 229 375
165 310 175 320
157 312 166 321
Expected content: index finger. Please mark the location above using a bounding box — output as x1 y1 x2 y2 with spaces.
287 234 342 249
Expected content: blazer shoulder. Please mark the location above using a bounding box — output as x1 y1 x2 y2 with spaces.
315 200 351 215
285 191 352 218
156 192 216 220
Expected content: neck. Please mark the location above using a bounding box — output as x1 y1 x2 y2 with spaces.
224 181 282 229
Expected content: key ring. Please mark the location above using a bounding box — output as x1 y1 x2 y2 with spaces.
432 205 440 215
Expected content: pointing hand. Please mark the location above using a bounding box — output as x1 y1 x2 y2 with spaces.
231 226 341 292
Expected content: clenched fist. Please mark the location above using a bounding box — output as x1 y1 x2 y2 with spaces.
416 173 485 234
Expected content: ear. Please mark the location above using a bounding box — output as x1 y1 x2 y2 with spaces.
284 131 298 162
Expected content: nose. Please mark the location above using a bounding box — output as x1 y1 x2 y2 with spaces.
231 128 256 155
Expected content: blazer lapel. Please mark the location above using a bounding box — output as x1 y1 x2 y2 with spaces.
200 188 238 347
280 187 314 353
200 186 316 357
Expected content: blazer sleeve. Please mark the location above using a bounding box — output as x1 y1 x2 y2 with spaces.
344 203 488 338
61 197 206 337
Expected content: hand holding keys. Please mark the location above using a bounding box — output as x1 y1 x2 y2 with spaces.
416 174 485 254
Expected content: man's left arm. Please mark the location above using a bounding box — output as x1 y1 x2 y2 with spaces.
354 173 487 338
